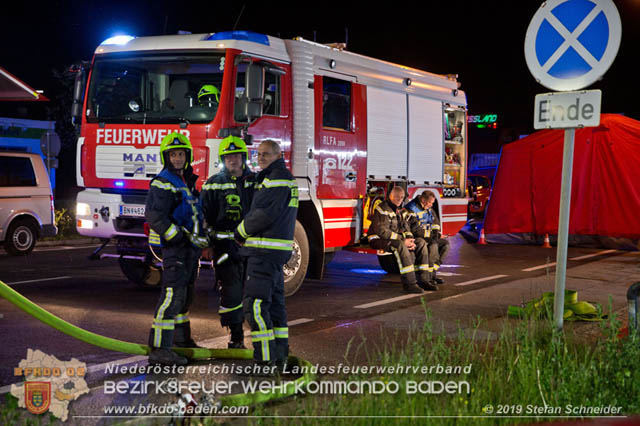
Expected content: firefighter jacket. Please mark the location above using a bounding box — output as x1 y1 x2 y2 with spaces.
404 196 441 237
234 158 298 265
368 200 419 243
146 166 203 247
201 167 256 244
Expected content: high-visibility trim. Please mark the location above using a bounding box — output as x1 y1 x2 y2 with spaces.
431 224 441 231
288 198 299 208
251 330 275 342
367 234 380 241
391 248 404 272
164 224 179 241
149 229 162 247
244 181 255 188
151 319 174 346
403 232 414 238
175 313 189 324
152 286 174 348
399 265 415 275
416 264 433 272
237 221 249 239
213 231 234 240
433 264 441 270
274 327 288 339
202 182 236 191
245 237 293 251
374 206 396 217
151 180 177 192
252 299 270 361
155 288 173 321
261 178 296 188
219 303 243 314
390 232 399 240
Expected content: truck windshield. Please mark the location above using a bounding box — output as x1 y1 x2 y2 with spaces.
86 53 225 124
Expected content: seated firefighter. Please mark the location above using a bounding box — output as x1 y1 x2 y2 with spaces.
404 191 450 285
367 186 438 293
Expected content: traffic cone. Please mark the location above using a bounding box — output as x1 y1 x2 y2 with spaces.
542 234 552 248
478 228 487 245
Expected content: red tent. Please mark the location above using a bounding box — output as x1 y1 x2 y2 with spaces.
484 114 640 240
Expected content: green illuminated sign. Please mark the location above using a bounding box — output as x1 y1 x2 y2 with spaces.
468 114 497 124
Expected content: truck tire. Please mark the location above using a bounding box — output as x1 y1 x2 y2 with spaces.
378 253 399 274
118 257 163 288
4 218 38 256
283 221 309 297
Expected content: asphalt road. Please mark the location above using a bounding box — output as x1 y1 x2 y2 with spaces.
0 235 626 389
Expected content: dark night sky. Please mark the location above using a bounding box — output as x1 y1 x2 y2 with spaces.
3 0 640 133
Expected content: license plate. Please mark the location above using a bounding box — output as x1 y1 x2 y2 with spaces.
120 205 145 217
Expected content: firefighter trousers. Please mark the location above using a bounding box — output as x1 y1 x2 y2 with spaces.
371 238 430 284
243 257 288 364
149 243 200 349
215 256 245 342
428 238 450 270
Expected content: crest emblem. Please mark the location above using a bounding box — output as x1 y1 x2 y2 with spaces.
25 381 51 415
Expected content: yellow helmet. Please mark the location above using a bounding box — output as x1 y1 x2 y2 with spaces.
160 132 193 169
198 84 220 104
218 136 248 163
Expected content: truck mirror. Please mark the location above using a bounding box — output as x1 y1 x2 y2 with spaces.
244 63 265 122
70 63 88 127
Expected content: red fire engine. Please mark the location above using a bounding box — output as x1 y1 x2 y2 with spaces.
72 31 469 296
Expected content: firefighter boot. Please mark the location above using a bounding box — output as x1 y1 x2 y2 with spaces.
402 276 424 294
228 323 246 349
417 271 438 292
148 348 188 366
432 270 445 285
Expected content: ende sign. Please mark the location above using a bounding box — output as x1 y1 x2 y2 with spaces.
534 90 601 129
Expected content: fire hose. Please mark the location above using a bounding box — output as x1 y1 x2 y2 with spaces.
0 279 315 408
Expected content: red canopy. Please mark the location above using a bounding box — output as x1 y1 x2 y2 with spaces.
484 114 640 239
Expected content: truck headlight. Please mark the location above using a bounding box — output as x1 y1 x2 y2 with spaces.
76 202 91 216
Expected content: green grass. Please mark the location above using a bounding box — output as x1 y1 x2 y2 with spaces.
238 303 639 425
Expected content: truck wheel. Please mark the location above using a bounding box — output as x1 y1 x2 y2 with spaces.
283 221 309 297
4 219 37 256
118 257 163 288
378 253 399 274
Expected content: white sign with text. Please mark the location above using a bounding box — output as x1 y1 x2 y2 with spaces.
534 90 601 129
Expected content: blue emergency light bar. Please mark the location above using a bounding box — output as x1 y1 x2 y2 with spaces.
114 181 125 187
205 31 270 46
100 35 135 46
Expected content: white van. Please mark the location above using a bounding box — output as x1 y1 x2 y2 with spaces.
0 151 57 255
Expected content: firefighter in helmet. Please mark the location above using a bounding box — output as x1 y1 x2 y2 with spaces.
201 136 256 348
145 132 209 366
198 84 220 109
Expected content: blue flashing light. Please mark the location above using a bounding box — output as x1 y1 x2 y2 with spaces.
206 31 270 46
350 268 387 275
101 35 135 46
114 181 125 187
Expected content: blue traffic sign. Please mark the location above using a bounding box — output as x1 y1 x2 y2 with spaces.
525 0 621 91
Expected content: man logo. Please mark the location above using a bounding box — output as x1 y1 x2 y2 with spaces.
25 382 51 415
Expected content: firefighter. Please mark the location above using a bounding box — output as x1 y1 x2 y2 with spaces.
145 132 209 366
201 136 255 349
404 191 450 284
198 84 220 109
234 139 298 371
368 186 437 293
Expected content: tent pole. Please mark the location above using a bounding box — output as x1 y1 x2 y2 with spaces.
554 127 575 331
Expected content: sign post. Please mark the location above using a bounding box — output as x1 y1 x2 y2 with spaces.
525 0 621 330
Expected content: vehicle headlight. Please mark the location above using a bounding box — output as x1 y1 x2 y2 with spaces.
76 202 91 216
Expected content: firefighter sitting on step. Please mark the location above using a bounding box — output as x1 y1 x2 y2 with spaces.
201 136 256 349
404 191 450 285
145 132 209 366
368 186 437 293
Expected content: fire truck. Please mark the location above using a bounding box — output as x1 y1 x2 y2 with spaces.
72 31 469 296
